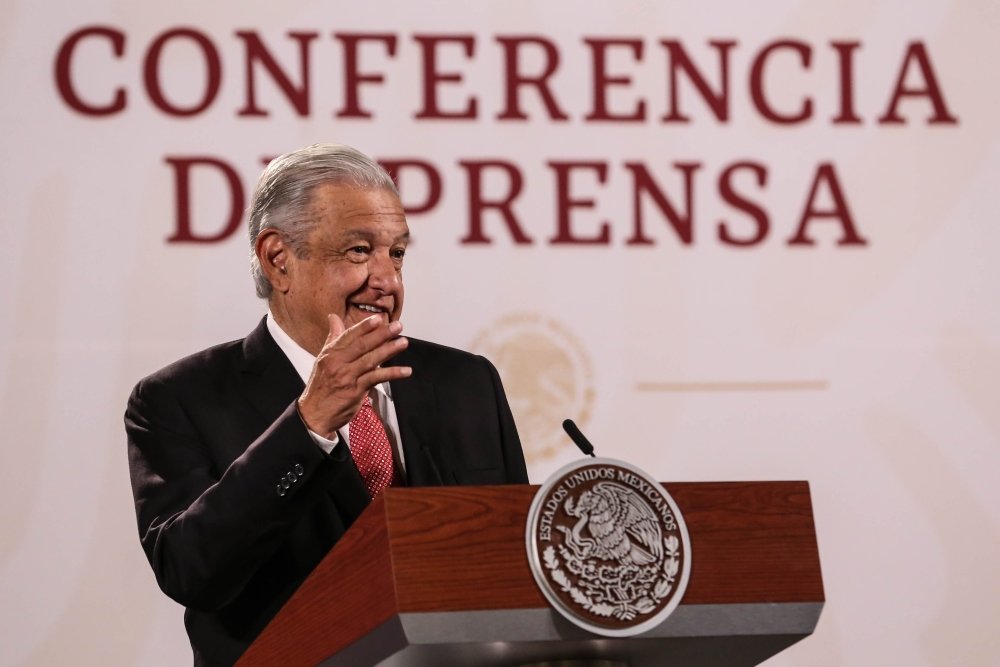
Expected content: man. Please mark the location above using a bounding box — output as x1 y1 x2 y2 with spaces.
126 143 528 666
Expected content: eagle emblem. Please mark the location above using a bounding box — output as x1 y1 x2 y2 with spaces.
559 482 663 566
526 459 691 636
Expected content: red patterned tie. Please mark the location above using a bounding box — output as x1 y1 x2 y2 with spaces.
348 396 397 498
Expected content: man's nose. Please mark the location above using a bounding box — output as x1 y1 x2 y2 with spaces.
368 251 401 292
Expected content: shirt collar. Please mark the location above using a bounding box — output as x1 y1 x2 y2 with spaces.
266 311 392 400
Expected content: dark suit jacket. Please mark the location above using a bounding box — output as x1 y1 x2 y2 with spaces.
125 318 527 666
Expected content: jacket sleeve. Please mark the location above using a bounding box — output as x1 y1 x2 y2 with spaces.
125 373 362 611
482 355 529 484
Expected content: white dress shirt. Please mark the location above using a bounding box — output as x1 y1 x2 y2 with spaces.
266 312 406 471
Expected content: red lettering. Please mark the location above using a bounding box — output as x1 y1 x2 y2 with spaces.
459 161 532 244
53 26 126 116
166 156 244 243
380 159 443 215
624 162 699 245
496 36 568 121
144 28 221 117
717 161 769 246
414 35 477 119
236 31 317 117
788 163 866 246
878 41 958 125
549 161 611 244
584 39 646 122
661 39 736 122
334 33 397 119
831 41 862 124
750 40 813 124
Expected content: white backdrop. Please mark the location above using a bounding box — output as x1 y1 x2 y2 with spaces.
1 1 998 665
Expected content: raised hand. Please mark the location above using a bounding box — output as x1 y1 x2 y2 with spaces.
297 314 411 438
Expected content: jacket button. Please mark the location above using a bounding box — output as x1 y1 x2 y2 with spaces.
293 463 304 476
280 476 291 490
276 484 287 497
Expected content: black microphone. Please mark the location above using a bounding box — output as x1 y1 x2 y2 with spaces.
562 419 596 457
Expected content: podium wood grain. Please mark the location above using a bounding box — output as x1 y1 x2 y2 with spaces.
238 482 823 666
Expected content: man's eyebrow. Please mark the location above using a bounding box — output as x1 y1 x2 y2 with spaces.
333 229 411 244
334 228 376 242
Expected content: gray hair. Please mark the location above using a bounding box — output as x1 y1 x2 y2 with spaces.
248 143 399 299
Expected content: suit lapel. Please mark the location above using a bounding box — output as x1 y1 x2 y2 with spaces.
238 317 305 424
238 317 371 517
387 342 446 486
238 321 447 488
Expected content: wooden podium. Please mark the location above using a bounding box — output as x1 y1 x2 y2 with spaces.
238 482 823 667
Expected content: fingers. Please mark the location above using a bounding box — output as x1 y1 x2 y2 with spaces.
356 335 408 374
314 314 410 390
323 315 406 366
299 315 411 436
321 313 393 361
363 363 413 386
326 313 346 342
323 314 381 351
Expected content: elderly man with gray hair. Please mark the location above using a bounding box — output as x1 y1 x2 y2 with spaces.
126 143 527 666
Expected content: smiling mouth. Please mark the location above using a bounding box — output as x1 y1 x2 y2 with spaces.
354 303 387 314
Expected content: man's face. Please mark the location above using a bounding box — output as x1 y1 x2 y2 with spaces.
279 183 409 355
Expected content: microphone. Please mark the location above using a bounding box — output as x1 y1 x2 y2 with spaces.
562 419 596 457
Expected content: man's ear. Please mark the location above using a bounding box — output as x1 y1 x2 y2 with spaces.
256 230 291 293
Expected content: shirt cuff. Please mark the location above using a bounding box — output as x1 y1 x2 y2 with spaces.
307 428 339 454
294 402 340 454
